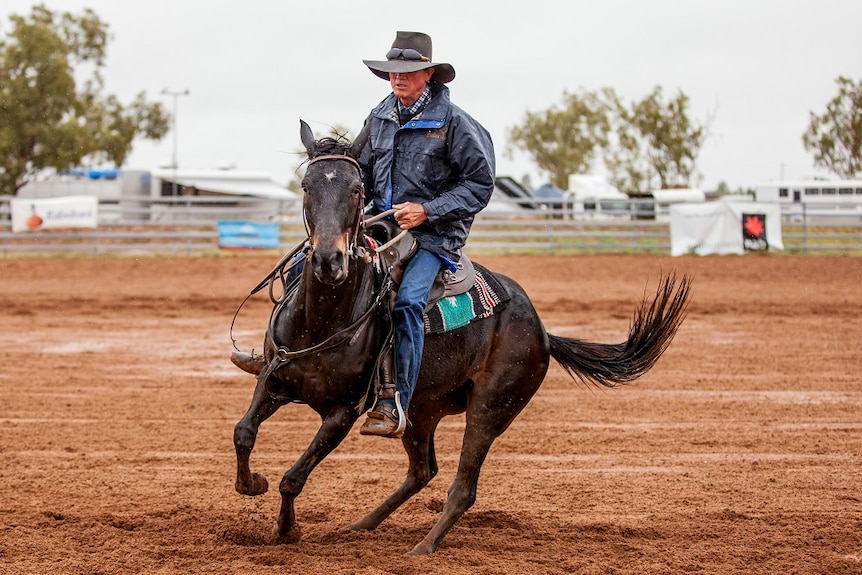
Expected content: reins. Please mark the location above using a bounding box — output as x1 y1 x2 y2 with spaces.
258 269 393 378
229 152 405 380
228 239 308 354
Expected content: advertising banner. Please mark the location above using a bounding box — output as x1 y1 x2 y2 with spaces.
670 202 783 256
10 195 99 233
217 220 280 249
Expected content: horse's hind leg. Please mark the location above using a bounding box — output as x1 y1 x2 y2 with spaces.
234 377 284 496
411 356 547 554
406 420 497 555
349 404 444 531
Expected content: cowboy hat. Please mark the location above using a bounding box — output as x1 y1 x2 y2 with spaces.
363 31 456 84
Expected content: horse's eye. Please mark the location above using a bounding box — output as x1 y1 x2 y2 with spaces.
352 184 362 197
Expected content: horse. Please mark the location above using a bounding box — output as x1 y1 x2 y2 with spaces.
232 119 692 555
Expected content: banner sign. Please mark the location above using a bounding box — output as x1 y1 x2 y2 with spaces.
217 220 280 249
670 202 783 256
742 213 769 251
10 195 98 233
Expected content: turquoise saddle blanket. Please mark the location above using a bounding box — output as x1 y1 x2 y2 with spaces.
423 263 510 335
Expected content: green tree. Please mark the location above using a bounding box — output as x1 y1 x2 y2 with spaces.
507 89 610 190
0 5 170 195
714 181 731 195
620 86 707 190
599 87 652 193
507 86 707 192
802 76 862 178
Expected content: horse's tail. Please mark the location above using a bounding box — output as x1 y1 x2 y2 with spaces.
548 273 692 388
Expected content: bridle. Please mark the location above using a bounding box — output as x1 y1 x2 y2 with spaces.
229 149 409 402
302 153 409 260
304 153 366 260
233 152 404 404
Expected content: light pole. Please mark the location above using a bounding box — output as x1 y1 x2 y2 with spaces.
161 88 190 196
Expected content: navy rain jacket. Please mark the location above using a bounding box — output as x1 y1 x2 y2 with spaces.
358 81 495 261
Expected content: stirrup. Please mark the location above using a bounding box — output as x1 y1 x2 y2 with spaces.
359 392 406 438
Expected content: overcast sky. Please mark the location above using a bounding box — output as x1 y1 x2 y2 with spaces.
4 0 862 191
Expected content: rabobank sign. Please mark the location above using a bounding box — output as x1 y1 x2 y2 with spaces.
10 196 99 232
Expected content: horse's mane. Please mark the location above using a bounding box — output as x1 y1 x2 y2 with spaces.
310 136 353 159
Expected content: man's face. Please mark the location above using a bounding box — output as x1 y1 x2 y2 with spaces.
390 68 434 107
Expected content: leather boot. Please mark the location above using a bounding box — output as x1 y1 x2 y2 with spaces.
359 384 406 439
230 351 266 375
359 401 404 438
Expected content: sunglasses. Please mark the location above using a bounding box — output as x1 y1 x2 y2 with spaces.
386 48 430 62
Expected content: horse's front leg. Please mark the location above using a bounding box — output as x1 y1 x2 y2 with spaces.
234 376 284 496
274 403 357 543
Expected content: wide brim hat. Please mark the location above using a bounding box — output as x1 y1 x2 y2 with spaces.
363 31 456 84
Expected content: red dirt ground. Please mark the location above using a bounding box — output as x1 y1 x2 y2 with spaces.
1 254 860 575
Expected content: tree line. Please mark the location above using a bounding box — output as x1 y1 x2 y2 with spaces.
1 5 860 196
0 5 168 196
508 76 862 193
507 86 708 192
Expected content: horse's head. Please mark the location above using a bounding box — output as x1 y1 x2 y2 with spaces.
299 119 369 285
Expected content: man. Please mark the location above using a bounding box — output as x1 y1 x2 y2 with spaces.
356 31 495 438
230 31 495 439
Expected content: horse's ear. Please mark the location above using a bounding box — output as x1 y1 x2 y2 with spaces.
299 119 315 156
349 122 370 159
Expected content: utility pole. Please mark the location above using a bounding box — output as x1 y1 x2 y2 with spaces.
161 88 190 196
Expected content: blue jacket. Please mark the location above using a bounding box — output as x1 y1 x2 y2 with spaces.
359 81 495 260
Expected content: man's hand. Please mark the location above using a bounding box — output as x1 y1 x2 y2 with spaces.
393 202 428 230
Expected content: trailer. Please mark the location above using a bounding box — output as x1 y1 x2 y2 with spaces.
566 175 631 219
754 179 862 222
628 188 706 221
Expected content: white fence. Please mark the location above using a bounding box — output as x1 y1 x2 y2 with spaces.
1 195 861 257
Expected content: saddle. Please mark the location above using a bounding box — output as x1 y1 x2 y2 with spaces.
363 219 476 308
359 219 496 415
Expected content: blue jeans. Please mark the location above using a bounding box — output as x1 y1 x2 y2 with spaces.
286 247 439 415
392 248 441 413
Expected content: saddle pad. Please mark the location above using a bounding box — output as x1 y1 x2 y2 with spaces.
424 263 510 335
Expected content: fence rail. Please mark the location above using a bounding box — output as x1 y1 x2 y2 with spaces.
2 195 861 257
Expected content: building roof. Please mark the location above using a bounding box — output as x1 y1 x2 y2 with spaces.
152 169 298 201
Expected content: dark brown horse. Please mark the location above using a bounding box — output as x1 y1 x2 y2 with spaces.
233 120 692 555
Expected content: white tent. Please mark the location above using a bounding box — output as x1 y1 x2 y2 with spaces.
670 201 783 256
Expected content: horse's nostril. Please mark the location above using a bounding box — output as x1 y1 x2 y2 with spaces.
311 248 347 284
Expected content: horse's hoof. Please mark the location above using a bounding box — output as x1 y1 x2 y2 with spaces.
235 472 268 496
407 541 435 556
347 521 369 532
272 523 302 544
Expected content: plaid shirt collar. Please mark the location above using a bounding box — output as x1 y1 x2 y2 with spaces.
398 85 432 116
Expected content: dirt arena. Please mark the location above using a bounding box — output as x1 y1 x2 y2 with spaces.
1 253 860 574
